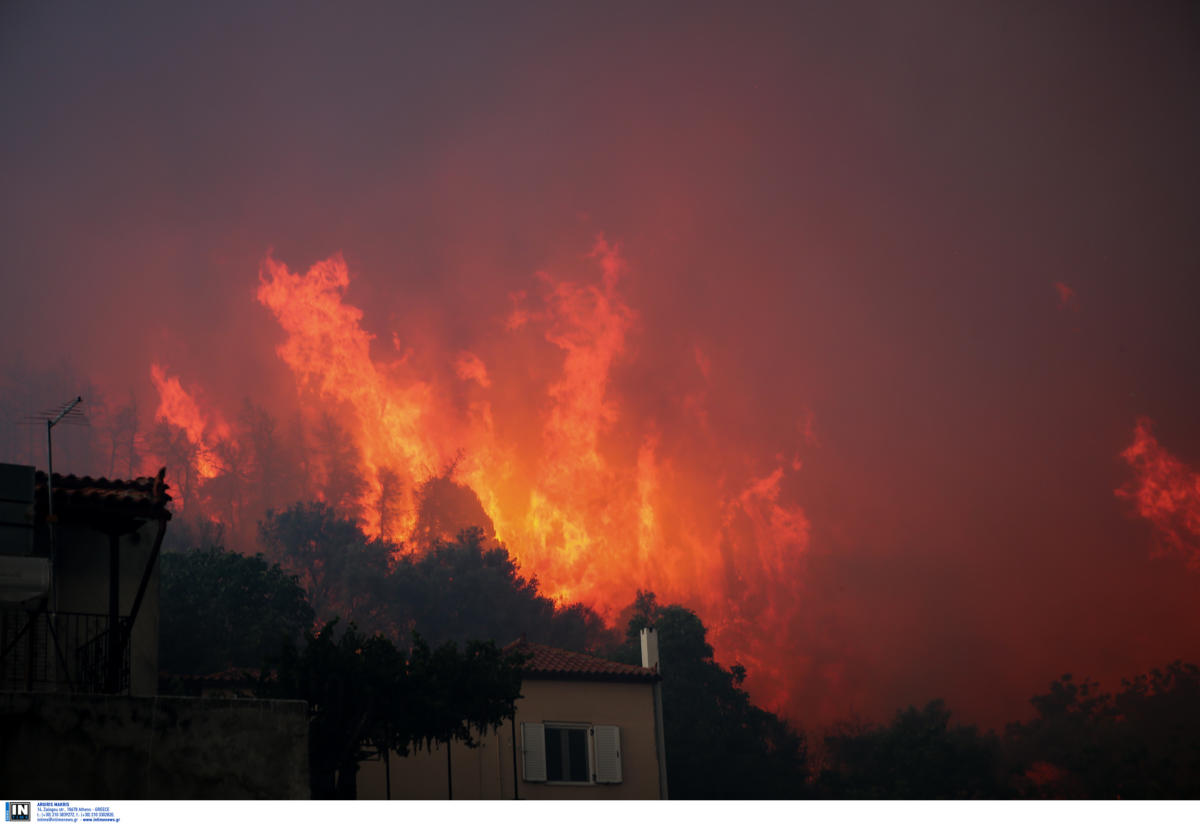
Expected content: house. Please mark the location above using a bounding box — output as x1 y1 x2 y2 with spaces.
0 461 311 799
0 463 171 695
359 631 669 799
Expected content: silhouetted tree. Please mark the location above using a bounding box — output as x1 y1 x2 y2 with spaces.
258 507 607 649
612 591 809 798
237 399 297 517
160 514 226 555
376 466 407 543
387 526 610 652
204 434 248 536
99 392 141 477
410 470 497 549
148 422 199 513
159 545 314 676
310 412 366 514
258 501 394 631
267 620 524 799
1003 662 1200 798
817 700 1004 799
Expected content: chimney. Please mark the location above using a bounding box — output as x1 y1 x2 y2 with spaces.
640 626 669 799
639 627 659 672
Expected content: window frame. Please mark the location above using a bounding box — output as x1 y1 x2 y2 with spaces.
542 721 594 786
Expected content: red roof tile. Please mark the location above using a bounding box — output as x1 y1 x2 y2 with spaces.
505 639 659 683
34 468 172 526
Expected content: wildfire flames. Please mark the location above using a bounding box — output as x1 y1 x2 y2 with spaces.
1117 417 1200 569
139 240 1200 720
132 238 1200 724
148 242 811 710
149 363 229 481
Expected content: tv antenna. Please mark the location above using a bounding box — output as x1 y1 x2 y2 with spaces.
19 396 86 613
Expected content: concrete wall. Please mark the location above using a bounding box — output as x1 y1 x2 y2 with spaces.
359 678 663 800
0 691 309 799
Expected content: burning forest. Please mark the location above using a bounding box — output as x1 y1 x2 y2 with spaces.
3 1 1200 737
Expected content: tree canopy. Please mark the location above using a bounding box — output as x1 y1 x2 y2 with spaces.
810 662 1200 799
159 544 314 676
266 620 525 799
258 503 610 651
388 526 610 651
815 700 1003 799
1003 662 1200 798
258 500 394 630
612 591 810 799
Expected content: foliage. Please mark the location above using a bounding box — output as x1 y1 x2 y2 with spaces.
404 634 527 752
158 544 314 676
807 661 1200 799
387 526 612 652
160 515 227 555
409 471 497 549
148 421 200 513
815 700 1004 799
612 591 810 799
266 619 525 799
310 412 367 514
1003 662 1200 798
258 506 610 650
258 501 393 630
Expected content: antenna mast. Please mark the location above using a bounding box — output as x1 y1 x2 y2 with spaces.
45 395 83 613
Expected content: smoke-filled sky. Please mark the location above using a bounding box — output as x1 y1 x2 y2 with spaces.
3 1 1199 729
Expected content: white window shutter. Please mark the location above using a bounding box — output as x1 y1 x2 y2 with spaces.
522 722 547 782
592 725 622 784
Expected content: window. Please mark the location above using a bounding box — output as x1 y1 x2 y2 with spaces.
546 725 590 782
522 722 622 785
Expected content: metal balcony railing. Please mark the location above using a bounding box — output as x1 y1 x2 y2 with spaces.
0 608 131 694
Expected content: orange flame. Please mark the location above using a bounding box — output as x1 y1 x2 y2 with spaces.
1117 416 1200 569
158 240 812 711
149 363 229 481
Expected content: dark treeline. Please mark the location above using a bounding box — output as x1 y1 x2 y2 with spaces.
162 502 610 668
814 663 1200 799
159 504 1200 799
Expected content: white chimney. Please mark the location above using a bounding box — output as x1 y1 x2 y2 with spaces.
640 625 669 798
639 627 659 672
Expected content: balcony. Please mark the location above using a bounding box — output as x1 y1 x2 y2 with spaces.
0 608 131 694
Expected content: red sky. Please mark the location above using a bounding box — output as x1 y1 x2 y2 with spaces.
2 1 1199 730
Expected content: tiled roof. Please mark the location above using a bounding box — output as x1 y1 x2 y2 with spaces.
34 468 172 526
505 639 659 683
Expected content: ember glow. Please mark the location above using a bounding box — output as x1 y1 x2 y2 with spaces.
1117 417 1200 569
1054 282 1076 310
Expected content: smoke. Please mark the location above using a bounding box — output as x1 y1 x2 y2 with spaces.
3 0 1200 728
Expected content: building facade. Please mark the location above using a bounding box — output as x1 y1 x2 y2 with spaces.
0 464 171 696
359 637 668 800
